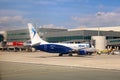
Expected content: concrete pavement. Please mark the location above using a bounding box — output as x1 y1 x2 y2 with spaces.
0 51 120 70
1 61 120 80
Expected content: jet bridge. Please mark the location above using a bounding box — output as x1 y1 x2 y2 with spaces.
107 39 120 50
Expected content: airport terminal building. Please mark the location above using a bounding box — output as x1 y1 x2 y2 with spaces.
0 26 120 50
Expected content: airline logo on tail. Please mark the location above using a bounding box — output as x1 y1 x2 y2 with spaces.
28 23 48 45
32 28 36 39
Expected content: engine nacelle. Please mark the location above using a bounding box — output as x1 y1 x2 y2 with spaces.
78 50 87 55
78 50 93 55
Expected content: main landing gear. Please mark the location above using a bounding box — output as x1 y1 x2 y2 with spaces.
68 53 73 56
59 53 63 56
59 53 73 56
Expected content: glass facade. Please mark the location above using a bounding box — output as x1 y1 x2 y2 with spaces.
106 36 120 39
0 35 4 42
8 33 28 36
109 39 120 43
7 38 29 42
46 36 91 42
7 32 29 42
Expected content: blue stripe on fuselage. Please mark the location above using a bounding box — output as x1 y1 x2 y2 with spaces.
33 44 73 54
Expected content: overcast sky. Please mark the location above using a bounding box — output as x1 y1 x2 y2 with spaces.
0 0 120 30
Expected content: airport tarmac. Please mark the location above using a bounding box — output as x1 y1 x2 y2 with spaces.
1 61 120 80
0 51 120 70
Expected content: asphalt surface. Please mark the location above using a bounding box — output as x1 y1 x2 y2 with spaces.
0 51 120 80
0 61 120 80
0 51 120 70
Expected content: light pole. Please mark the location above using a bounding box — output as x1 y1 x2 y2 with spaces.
97 12 102 36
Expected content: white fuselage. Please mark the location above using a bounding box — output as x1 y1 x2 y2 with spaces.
41 43 90 50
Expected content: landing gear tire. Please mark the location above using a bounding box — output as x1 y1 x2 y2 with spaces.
68 53 73 56
87 52 92 55
59 53 63 56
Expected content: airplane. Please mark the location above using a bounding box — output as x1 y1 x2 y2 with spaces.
28 23 96 56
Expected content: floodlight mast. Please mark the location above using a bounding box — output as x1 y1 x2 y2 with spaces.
97 12 102 36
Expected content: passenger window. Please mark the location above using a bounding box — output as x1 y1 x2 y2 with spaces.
78 45 85 48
